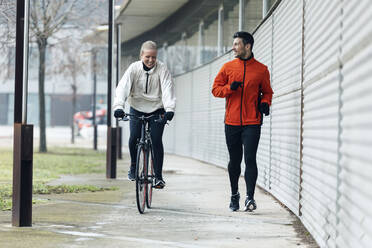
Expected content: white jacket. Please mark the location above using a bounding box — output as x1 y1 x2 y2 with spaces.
113 60 176 113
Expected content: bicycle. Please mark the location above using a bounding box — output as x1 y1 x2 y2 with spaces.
119 113 164 214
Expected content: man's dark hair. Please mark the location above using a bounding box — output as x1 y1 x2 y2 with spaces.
233 31 254 49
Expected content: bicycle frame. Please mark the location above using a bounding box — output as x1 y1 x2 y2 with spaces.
119 113 162 213
137 117 154 185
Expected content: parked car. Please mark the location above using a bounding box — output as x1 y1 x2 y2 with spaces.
73 105 106 135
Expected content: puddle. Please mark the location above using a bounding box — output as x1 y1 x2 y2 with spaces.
88 226 103 230
57 230 106 238
95 222 108 225
44 224 75 229
75 237 93 242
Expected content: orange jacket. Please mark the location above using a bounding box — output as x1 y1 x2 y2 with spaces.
212 57 273 126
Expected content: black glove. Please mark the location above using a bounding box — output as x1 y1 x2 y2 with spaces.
260 102 270 116
114 109 125 118
230 81 242 91
164 111 174 122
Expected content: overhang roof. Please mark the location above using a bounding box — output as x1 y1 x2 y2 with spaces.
116 0 189 42
118 0 237 56
84 0 237 53
82 0 188 45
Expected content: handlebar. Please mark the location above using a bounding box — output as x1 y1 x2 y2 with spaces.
117 113 166 124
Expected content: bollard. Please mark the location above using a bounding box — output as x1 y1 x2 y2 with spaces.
117 127 122 159
106 127 117 178
12 123 33 227
93 124 98 150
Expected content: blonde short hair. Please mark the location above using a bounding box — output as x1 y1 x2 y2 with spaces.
140 41 157 56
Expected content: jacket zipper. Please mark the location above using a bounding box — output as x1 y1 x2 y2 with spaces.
145 73 149 94
240 60 246 126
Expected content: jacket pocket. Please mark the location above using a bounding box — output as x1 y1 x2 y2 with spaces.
243 103 258 121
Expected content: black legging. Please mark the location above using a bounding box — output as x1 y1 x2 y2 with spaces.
129 107 165 180
225 124 261 199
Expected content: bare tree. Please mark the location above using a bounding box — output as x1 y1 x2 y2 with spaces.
29 0 104 152
0 0 16 80
53 39 89 144
0 0 15 48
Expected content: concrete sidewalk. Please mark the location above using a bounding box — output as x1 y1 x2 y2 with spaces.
0 152 317 248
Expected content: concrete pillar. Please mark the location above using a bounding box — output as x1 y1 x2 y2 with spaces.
239 0 245 31
217 4 224 56
198 20 205 65
263 0 270 18
181 32 188 72
163 42 169 70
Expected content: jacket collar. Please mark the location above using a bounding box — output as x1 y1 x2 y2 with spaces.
141 61 157 74
239 52 254 61
236 54 255 66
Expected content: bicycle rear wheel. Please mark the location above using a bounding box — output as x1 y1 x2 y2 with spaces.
146 148 154 208
136 146 147 214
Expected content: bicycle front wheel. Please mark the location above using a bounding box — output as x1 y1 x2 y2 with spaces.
146 147 154 208
136 146 147 214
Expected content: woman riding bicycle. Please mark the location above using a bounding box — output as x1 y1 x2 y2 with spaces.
113 40 176 189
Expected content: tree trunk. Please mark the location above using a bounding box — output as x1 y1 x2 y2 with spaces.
38 38 47 153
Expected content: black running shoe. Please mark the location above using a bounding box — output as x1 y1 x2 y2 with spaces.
244 197 257 212
127 166 135 181
229 193 240 211
154 178 166 189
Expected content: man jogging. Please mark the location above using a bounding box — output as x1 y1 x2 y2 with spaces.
212 32 273 211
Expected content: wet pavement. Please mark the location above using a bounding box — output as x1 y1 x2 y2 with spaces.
0 150 314 248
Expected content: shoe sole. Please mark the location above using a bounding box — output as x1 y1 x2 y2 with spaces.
154 185 165 189
244 205 257 212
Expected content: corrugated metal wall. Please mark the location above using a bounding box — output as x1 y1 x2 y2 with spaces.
270 0 303 214
301 1 341 247
191 66 211 161
119 0 372 247
338 1 372 248
250 15 272 191
173 73 193 157
208 53 231 167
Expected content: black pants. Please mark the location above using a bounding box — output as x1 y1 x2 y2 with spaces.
225 124 261 199
129 107 165 180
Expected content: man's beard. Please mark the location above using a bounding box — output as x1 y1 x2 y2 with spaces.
235 50 249 59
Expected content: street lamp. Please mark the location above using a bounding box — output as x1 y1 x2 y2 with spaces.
106 0 117 179
91 48 98 150
116 23 122 159
13 0 33 227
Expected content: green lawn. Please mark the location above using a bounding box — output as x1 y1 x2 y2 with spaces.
0 147 117 210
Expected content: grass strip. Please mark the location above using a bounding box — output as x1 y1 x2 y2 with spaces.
0 147 116 211
0 183 119 211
